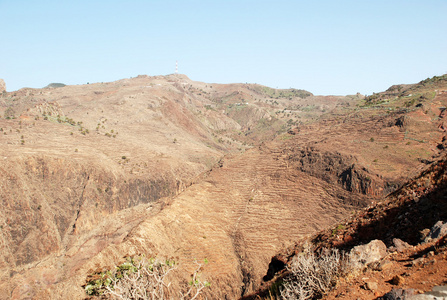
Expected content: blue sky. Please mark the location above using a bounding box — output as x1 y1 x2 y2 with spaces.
1 0 446 95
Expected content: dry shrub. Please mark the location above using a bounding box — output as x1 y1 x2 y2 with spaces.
85 256 209 300
280 249 348 300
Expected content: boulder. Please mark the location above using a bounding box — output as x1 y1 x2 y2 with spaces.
391 275 405 286
419 228 431 241
371 259 393 271
409 285 447 299
0 79 5 92
349 239 387 271
380 288 415 300
388 238 412 252
424 221 447 243
364 281 378 291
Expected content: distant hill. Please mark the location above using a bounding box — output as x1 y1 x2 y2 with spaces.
44 82 66 88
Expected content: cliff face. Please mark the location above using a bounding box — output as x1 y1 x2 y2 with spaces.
0 155 180 270
286 147 385 197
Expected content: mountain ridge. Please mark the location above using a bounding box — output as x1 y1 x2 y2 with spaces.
0 74 446 299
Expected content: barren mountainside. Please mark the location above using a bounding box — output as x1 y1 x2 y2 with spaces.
0 74 446 299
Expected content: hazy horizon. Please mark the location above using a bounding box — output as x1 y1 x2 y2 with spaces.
1 0 446 95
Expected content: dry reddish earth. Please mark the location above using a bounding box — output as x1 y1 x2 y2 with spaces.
246 143 447 299
326 240 447 299
6 142 368 299
0 74 446 299
1 75 366 299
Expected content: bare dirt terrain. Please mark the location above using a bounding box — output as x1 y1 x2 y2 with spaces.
0 74 446 299
246 154 447 299
243 76 447 299
325 240 447 299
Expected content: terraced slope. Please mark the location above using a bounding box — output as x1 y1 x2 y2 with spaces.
1 74 446 299
18 142 368 299
245 154 447 300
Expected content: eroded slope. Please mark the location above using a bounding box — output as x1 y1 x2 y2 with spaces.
0 74 446 299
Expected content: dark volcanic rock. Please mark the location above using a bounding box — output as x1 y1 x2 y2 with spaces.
287 147 385 196
380 288 415 300
424 221 447 242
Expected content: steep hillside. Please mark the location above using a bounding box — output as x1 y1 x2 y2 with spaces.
0 74 362 299
0 74 446 299
243 154 447 299
242 75 447 300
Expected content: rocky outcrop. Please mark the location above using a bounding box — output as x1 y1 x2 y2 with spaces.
349 239 387 271
380 288 416 299
0 155 179 270
410 286 447 299
424 220 447 243
286 147 385 196
338 164 382 195
0 79 5 93
382 286 447 300
389 238 412 252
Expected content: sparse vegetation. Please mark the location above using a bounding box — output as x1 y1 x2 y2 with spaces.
260 86 312 99
4 107 15 119
332 224 345 236
3 73 447 299
418 74 447 87
84 256 210 300
42 113 91 135
280 249 348 300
